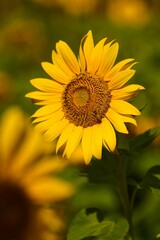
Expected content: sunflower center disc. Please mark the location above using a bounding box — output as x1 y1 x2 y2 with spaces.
62 72 111 128
73 88 89 107
0 181 35 239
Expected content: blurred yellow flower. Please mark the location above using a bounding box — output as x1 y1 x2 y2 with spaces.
59 0 98 16
0 19 46 61
38 208 67 240
0 107 74 240
106 0 151 27
26 30 144 164
31 0 98 15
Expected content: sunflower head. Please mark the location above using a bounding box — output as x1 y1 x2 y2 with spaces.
26 30 144 164
0 107 74 240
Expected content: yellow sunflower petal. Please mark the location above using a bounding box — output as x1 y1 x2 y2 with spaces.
31 103 62 118
112 84 145 100
65 125 83 159
41 62 70 84
52 50 75 78
83 30 94 67
32 109 64 123
56 123 75 153
99 42 119 77
102 141 110 152
22 158 67 184
35 120 53 132
27 177 74 204
79 35 87 71
34 99 62 106
108 69 135 90
39 208 65 232
35 112 64 133
96 40 114 76
44 118 69 142
34 111 64 132
110 100 141 115
101 118 116 152
120 115 137 126
106 108 128 133
92 124 103 159
82 127 93 164
0 107 26 166
105 58 135 79
121 61 138 71
30 78 64 92
32 101 51 106
88 38 107 74
9 129 45 175
56 41 80 74
26 91 62 102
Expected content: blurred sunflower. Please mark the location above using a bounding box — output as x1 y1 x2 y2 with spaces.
37 208 67 240
59 0 98 16
0 107 74 240
0 18 46 64
26 30 144 164
106 0 151 27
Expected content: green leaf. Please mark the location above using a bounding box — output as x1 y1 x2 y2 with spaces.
155 233 160 239
151 188 160 199
100 218 129 240
140 175 160 189
129 126 160 153
127 177 141 188
145 165 160 199
67 209 129 240
147 165 160 175
140 165 160 190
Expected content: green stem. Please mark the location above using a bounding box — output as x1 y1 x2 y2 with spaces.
130 187 138 216
116 154 134 240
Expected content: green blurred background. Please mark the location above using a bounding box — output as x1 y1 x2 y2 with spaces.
0 0 160 239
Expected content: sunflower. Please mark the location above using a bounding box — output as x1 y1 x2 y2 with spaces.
0 107 74 240
26 30 144 164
